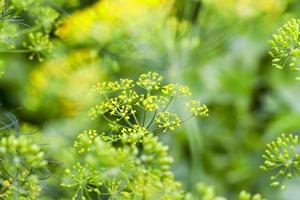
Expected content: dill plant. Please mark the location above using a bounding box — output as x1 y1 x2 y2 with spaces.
0 1 60 197
89 72 208 143
0 0 59 61
0 113 49 199
268 18 300 80
61 72 209 199
0 0 286 199
260 134 300 189
262 18 300 190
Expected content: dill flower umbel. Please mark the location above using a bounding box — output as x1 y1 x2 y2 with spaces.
155 111 181 132
260 133 300 189
89 71 209 143
137 72 163 90
0 123 48 199
268 18 300 79
23 32 53 62
186 100 209 117
62 72 208 199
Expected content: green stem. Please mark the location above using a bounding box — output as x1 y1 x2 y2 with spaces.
0 49 32 53
132 112 140 126
146 110 157 129
101 114 127 129
162 96 173 112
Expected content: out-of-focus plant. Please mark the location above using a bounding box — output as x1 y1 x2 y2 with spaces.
202 0 287 20
23 49 103 119
61 72 209 199
56 0 170 44
184 182 265 200
0 0 59 60
0 113 49 199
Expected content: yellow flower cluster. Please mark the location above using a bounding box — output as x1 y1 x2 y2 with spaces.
137 72 163 91
93 79 135 94
24 49 102 117
186 100 209 117
0 135 47 198
74 130 98 153
162 83 192 97
56 0 169 43
137 95 168 111
90 72 209 143
155 111 181 132
121 125 149 144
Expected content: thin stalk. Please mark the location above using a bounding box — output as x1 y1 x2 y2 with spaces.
146 110 157 129
162 96 173 112
132 112 140 126
101 114 127 129
142 110 147 127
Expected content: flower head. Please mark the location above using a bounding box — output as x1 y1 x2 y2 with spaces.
23 32 53 61
155 112 181 132
74 129 98 153
137 72 163 91
186 100 209 117
162 83 192 97
33 7 59 33
90 72 208 136
121 125 149 144
260 133 300 189
268 18 300 78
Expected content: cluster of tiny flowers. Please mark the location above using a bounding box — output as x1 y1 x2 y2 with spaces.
61 162 101 195
260 133 300 189
74 129 98 153
162 83 192 97
23 32 53 62
0 134 48 198
155 111 181 132
121 125 149 144
137 72 163 90
136 95 168 111
89 72 209 143
141 134 174 176
63 72 209 199
0 0 59 62
33 7 59 33
268 18 300 79
92 81 121 93
238 191 266 200
186 100 209 117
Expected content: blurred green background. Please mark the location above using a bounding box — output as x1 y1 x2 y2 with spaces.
1 0 300 199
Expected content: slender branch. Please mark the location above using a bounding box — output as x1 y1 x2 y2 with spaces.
146 110 157 129
142 110 147 127
180 115 195 124
132 112 140 126
162 96 173 112
101 114 128 129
